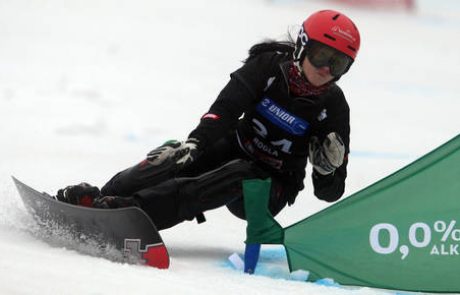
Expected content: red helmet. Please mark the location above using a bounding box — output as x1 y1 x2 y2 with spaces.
294 10 361 61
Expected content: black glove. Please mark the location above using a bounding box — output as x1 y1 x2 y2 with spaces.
146 138 200 168
93 196 139 209
56 183 101 207
309 132 345 175
272 170 305 206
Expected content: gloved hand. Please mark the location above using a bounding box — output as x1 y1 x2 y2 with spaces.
309 132 345 175
93 195 139 209
272 170 305 206
146 138 200 168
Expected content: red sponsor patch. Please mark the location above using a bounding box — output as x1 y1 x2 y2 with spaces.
202 113 220 120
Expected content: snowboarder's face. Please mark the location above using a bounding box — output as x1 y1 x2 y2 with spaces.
301 57 335 87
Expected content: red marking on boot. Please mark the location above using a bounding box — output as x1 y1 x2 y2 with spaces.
80 195 94 207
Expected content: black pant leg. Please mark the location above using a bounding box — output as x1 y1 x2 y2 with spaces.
134 159 268 230
100 158 178 197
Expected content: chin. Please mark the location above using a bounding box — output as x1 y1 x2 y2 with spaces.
315 77 334 86
311 80 326 87
308 73 331 87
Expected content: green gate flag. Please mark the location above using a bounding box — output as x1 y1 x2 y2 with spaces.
243 178 283 245
284 134 460 292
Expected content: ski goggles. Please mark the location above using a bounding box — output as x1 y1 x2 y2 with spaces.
306 41 353 77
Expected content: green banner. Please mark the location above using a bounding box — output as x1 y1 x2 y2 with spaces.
243 178 284 245
284 134 460 292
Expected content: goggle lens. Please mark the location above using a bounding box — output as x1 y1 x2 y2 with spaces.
306 42 353 77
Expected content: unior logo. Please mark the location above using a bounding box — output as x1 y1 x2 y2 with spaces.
268 105 296 125
331 26 356 43
256 98 309 136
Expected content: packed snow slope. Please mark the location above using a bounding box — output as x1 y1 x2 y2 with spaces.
0 0 459 294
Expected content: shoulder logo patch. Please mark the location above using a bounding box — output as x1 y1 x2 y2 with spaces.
317 109 327 121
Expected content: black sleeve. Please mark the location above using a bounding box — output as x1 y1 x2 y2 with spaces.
311 86 350 202
188 53 278 149
187 77 254 149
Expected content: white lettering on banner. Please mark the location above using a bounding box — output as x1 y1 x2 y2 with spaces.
430 244 459 256
369 220 460 260
369 223 399 254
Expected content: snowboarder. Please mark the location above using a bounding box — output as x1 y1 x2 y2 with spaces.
57 10 361 231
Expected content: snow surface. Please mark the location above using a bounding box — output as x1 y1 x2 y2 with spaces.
1 0 460 294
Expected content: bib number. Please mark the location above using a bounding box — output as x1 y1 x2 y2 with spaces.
252 119 292 154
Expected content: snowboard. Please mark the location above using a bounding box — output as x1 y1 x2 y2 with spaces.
12 176 169 269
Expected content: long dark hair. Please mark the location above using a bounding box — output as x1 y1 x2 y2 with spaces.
245 33 297 63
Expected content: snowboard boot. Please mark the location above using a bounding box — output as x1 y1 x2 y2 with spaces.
56 183 101 207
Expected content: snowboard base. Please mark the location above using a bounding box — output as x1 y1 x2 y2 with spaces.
12 177 169 269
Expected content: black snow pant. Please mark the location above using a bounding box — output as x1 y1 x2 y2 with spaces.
100 134 288 230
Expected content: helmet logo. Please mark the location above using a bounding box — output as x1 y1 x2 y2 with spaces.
331 26 356 43
299 26 309 45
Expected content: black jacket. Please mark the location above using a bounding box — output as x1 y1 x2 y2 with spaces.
189 51 350 202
